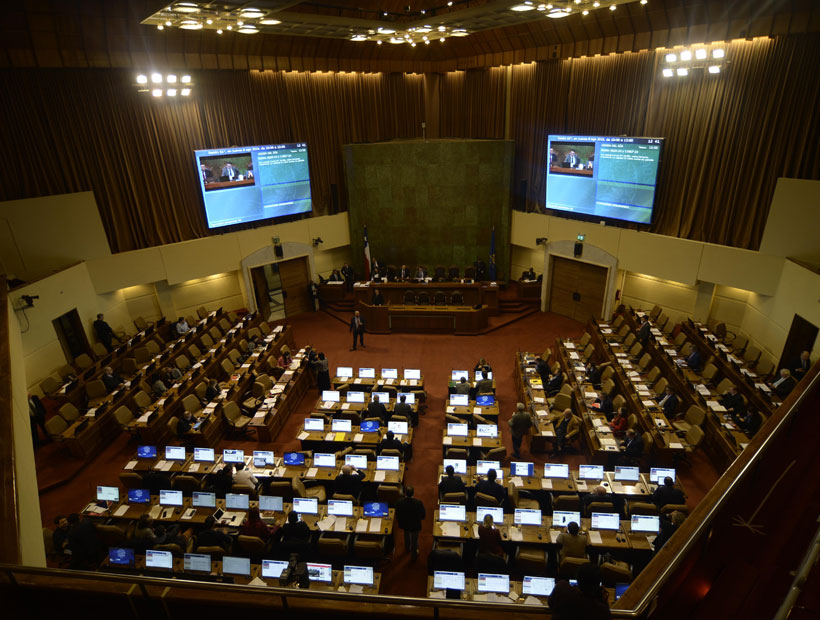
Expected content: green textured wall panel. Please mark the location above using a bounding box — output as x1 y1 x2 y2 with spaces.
344 139 513 280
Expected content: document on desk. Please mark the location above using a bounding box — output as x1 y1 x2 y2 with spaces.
669 442 684 449
341 403 350 410
541 429 554 436
575 480 588 491
353 433 363 442
440 522 460 537
298 431 310 441
355 519 368 533
755 383 771 393
472 593 488 602
443 436 453 445
564 342 576 349
368 518 382 533
592 418 603 427
584 391 598 400
446 406 455 414
535 409 548 417
137 412 151 424
188 463 200 473
472 523 480 537
374 470 386 482
305 467 318 479
113 504 129 517
252 412 266 423
149 505 162 519
124 460 138 470
600 437 617 446
533 396 545 404
550 529 561 543
334 518 348 532
569 352 580 360
472 437 483 446
510 526 523 542
707 401 726 412
473 407 482 414
317 515 336 531
273 467 287 477
428 590 445 599
642 399 656 408
408 379 418 386
588 530 603 544
541 478 553 490
321 401 335 409
347 584 364 594
523 596 545 606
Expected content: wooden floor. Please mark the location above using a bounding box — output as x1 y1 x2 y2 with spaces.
34 308 722 599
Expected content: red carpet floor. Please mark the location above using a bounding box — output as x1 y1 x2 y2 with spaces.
36 309 721 598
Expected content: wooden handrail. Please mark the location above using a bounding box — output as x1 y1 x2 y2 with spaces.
0 275 21 563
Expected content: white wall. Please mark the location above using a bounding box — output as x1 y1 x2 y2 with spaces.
759 178 820 265
620 272 699 326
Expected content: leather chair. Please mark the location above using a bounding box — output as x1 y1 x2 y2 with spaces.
553 494 581 513
45 416 68 441
236 535 268 561
113 405 135 429
173 475 202 494
515 546 547 574
376 484 403 506
441 492 467 505
474 492 499 508
292 476 327 503
223 401 252 434
673 406 706 434
39 376 61 397
182 394 202 415
508 483 539 510
627 501 658 516
317 533 351 566
195 544 225 559
352 536 387 564
600 560 632 587
119 472 143 489
86 380 108 407
559 556 589 579
75 353 94 370
59 403 81 423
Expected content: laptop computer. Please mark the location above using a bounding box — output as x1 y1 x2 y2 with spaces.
511 462 534 477
345 453 368 469
381 368 398 379
127 488 150 504
363 502 388 518
225 493 249 511
159 489 183 507
313 453 336 468
397 392 415 404
292 497 318 515
447 423 468 436
336 367 353 379
449 394 469 407
261 559 289 579
346 391 366 404
253 450 274 466
476 424 498 438
590 512 621 530
477 573 509 594
283 452 305 466
222 556 251 577
222 449 244 464
522 576 555 597
304 417 324 431
96 485 119 503
360 420 380 433
145 549 174 570
442 458 467 474
439 504 467 522
552 510 581 528
433 571 465 591
371 391 390 403
192 491 216 508
259 495 284 513
476 506 504 524
376 455 400 471
328 499 354 517
476 460 502 479
306 563 333 583
544 463 570 478
475 394 495 406
514 508 542 526
343 565 374 586
137 445 157 459
578 464 604 480
194 447 215 463
332 418 353 432
403 369 421 380
322 390 340 402
451 370 469 381
165 446 186 461
630 514 660 533
614 466 640 482
388 420 408 435
184 553 212 573
358 368 376 379
649 467 676 484
108 547 135 567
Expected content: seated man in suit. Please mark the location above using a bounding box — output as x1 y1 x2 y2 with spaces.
545 369 564 396
734 409 761 437
378 430 404 456
334 464 366 499
521 267 536 281
475 468 506 505
535 357 551 383
414 265 426 280
791 350 811 380
454 376 471 395
100 366 124 393
657 386 679 417
593 393 614 420
556 521 587 562
769 368 797 399
371 288 385 306
396 264 410 281
196 516 233 552
719 385 746 416
637 315 651 345
685 346 702 371
653 511 686 553
175 316 191 336
476 368 494 394
393 394 415 427
366 394 389 425
586 361 611 389
328 269 343 282
552 408 580 456
583 485 620 516
438 465 466 498
620 428 644 458
652 476 685 509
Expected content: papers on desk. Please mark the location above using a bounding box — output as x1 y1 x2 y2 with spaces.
584 391 598 399
550 529 561 543
248 576 267 587
137 412 152 424
576 480 588 491
317 515 336 531
341 403 351 410
541 430 554 437
621 362 633 369
113 504 129 517
569 352 580 360
541 478 553 490
706 334 718 342
472 523 480 537
592 418 603 427
374 470 386 482
510 476 524 488
509 526 523 542
755 383 771 393
615 352 628 358
188 463 201 473
533 396 545 404
628 371 640 379
696 384 711 396
600 437 617 447
588 531 603 545
443 436 453 445
664 349 678 357
658 338 669 346
347 584 364 594
273 467 287 478
472 437 483 446
124 460 138 470
728 355 742 365
297 431 310 441
650 328 662 336
707 400 727 412
535 409 548 417
156 460 173 471
252 412 267 423
440 522 460 537
353 433 364 442
669 442 684 449
369 518 382 533
324 432 335 441
473 407 482 414
564 342 576 349
84 503 107 515
407 379 418 386
446 406 455 414
642 399 656 408
429 590 446 599
282 371 294 380
523 596 545 606
148 505 162 519
305 467 318 479
601 328 613 334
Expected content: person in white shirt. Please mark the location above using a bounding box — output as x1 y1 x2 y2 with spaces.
233 462 258 487
175 317 190 336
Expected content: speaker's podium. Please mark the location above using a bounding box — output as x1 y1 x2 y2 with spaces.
358 302 487 335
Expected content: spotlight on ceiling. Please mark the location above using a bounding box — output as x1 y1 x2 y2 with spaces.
708 65 720 74
510 2 535 11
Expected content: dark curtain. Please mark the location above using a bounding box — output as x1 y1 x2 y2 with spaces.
438 67 506 138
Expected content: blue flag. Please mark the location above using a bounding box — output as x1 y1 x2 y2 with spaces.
488 226 496 281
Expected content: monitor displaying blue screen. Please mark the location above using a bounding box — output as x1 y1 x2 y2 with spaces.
360 420 380 433
283 452 305 466
108 547 135 566
137 445 157 459
128 489 150 504
546 135 664 225
195 143 312 229
363 502 389 518
476 395 495 406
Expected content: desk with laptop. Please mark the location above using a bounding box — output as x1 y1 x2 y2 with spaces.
445 392 500 423
331 367 424 391
447 369 497 393
442 420 502 457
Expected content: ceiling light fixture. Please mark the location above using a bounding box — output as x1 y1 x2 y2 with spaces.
136 74 148 84
238 25 258 34
179 19 202 30
173 2 199 12
676 67 688 76
708 65 720 74
510 2 536 11
181 88 191 96
662 68 673 77
259 18 281 25
713 48 725 58
152 89 163 97
680 50 692 61
695 48 707 59
151 72 163 83
167 88 177 96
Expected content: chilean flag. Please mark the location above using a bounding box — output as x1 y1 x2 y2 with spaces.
363 225 371 280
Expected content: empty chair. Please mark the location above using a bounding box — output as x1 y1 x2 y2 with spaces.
133 390 152 411
57 365 77 381
646 367 661 384
673 332 687 347
187 344 202 359
92 342 109 359
120 358 138 378
448 266 460 281
220 358 235 378
552 494 581 513
167 416 180 436
653 377 668 396
656 313 669 330
756 358 774 379
682 425 705 452
45 416 69 441
627 502 659 516
629 342 643 358
600 561 632 587
222 401 251 433
582 344 594 361
450 291 464 305
638 353 652 371
200 333 214 348
173 475 201 494
559 556 589 579
416 291 430 305
744 346 761 365
227 349 242 366
209 327 222 341
464 266 476 280
701 363 719 383
732 334 749 354
623 332 636 348
86 380 108 407
247 327 262 340
515 546 547 574
219 318 231 332
175 355 192 371
134 316 153 331
197 306 209 319
317 534 350 565
508 483 539 510
433 291 447 306
119 472 143 489
258 322 272 336
579 332 591 347
182 394 202 415
352 536 387 564
145 340 161 355
402 291 416 305
434 266 446 281
673 405 706 434
58 403 81 423
113 405 135 429
292 476 327 503
716 378 734 394
75 353 94 370
133 347 151 365
376 484 403 505
649 305 662 320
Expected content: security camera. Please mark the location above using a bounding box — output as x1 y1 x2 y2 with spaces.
21 294 39 308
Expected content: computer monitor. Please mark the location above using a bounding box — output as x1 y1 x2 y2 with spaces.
335 367 353 379
439 504 467 522
322 390 340 402
192 491 216 508
477 573 510 594
443 458 467 474
578 464 605 480
363 502 388 518
304 417 324 431
346 391 366 403
433 571 465 591
222 556 251 576
137 445 157 459
615 583 630 600
360 420 380 433
451 370 469 381
259 495 284 512
146 549 174 570
253 450 274 465
184 553 211 573
514 508 542 526
447 423 468 436
343 565 374 586
165 446 186 461
544 463 570 478
649 467 676 484
108 547 135 567
614 466 640 481
630 514 661 533
127 489 150 504
476 460 502 477
476 369 494 380
403 368 421 380
381 368 398 379
376 455 399 471
511 462 534 477
222 449 244 464
328 499 354 517
552 510 582 527
591 512 621 530
476 424 498 438
283 452 305 466
522 576 555 597
96 486 119 503
313 453 336 468
388 420 409 435
345 454 368 469
225 493 249 510
397 392 415 404
306 563 333 583
261 559 289 579
358 367 376 379
476 506 504 524
194 447 215 462
292 497 318 515
475 394 495 406
449 394 469 407
160 490 183 507
332 418 353 432
371 391 390 403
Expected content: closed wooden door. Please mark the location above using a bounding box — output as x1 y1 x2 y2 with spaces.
549 256 607 322
278 257 312 317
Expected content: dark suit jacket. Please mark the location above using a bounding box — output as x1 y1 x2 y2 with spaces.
349 315 366 333
637 322 651 344
395 497 426 531
438 475 466 496
93 319 113 340
686 349 702 370
545 372 564 394
791 356 811 378
719 392 745 414
393 402 412 419
476 378 494 394
623 434 644 457
660 393 679 416
773 376 797 399
378 437 403 454
101 372 123 393
475 479 506 504
367 401 388 423
398 268 410 280
334 470 365 497
652 484 685 508
371 293 384 306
